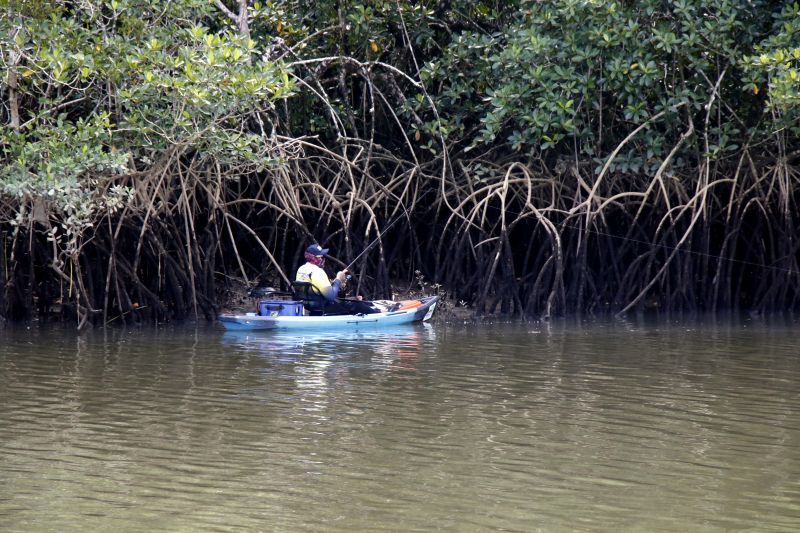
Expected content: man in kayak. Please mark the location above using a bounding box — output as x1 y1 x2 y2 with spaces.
295 244 377 315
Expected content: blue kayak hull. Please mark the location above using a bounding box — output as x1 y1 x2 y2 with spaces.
218 296 439 331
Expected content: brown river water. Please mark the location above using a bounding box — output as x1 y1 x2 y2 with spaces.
1 318 799 532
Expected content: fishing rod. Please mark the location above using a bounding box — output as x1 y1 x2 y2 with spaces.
344 213 406 272
248 212 408 299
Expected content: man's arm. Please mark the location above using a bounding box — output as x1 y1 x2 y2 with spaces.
310 270 345 301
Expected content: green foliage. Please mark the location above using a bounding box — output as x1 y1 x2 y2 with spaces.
744 2 800 112
414 0 792 172
0 0 57 18
3 0 797 197
240 0 521 140
1 0 294 242
1 112 131 245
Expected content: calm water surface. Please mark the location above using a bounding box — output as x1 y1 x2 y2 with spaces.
1 319 799 532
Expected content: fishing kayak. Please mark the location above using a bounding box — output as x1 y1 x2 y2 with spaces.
218 295 439 331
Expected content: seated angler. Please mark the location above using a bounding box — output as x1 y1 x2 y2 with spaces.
295 244 377 315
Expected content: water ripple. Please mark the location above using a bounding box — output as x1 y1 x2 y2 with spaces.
1 322 799 531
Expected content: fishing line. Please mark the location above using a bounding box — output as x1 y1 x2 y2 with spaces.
333 209 410 298
481 203 800 276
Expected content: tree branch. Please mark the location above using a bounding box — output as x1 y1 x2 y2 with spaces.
213 0 239 24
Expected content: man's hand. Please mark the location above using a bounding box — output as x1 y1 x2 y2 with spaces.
335 270 348 282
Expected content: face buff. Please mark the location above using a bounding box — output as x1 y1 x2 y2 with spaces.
304 251 325 267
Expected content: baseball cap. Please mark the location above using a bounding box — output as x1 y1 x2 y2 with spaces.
306 243 329 256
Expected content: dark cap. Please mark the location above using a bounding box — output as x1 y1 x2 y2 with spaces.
305 243 329 256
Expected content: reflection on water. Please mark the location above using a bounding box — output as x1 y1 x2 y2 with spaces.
0 319 799 532
222 325 435 408
223 323 434 359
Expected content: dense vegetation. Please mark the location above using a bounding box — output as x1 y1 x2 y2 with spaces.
1 0 799 327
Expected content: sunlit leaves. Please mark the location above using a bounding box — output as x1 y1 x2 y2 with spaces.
414 0 795 171
0 0 296 243
745 3 800 110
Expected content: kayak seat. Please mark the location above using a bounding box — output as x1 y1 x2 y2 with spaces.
291 281 327 316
